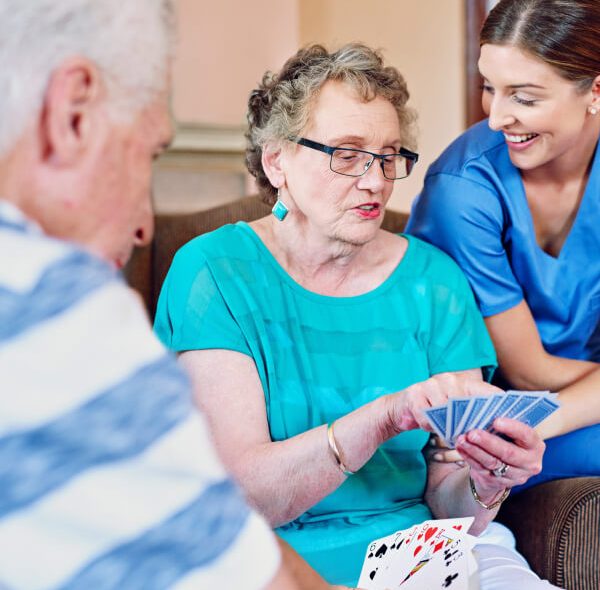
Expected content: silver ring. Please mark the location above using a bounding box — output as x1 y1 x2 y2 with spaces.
491 462 509 478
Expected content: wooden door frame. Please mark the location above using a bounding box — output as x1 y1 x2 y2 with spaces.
465 0 499 127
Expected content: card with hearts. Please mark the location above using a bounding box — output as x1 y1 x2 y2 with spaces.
360 517 475 590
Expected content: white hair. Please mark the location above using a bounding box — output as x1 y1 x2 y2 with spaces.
0 0 176 156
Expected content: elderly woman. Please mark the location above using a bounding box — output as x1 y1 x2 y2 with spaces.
154 44 554 589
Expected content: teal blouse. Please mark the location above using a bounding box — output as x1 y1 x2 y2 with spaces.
154 222 496 586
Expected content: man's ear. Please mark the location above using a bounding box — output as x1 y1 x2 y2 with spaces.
40 57 103 165
261 140 287 189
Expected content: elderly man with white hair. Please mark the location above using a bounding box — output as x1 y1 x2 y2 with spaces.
0 2 348 589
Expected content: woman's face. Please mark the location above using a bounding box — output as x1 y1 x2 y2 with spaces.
280 80 402 247
478 43 596 173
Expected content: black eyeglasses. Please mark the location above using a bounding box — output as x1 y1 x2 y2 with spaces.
288 136 419 181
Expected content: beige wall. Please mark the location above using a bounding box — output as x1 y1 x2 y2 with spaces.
165 0 465 213
173 0 300 126
299 1 465 210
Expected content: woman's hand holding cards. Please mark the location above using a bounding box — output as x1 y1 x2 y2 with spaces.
455 417 545 504
384 371 502 434
383 373 547 504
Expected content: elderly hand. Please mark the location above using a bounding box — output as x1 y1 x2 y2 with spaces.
455 417 545 501
384 371 502 434
425 435 464 466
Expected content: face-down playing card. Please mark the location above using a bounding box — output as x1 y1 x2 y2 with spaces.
475 392 522 431
424 405 448 441
447 398 472 446
451 394 503 439
474 391 558 433
423 390 559 453
513 395 559 428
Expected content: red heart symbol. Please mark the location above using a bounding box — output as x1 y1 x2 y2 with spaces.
424 527 438 541
414 545 423 557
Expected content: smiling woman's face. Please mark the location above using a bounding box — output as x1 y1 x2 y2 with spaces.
279 80 402 247
478 43 596 173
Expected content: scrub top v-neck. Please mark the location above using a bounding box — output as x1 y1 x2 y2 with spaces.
407 119 600 361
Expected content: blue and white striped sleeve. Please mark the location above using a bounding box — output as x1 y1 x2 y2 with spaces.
0 231 280 590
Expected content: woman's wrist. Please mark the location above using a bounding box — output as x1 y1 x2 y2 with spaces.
377 393 410 440
468 475 509 510
327 421 355 476
326 399 394 475
534 403 566 440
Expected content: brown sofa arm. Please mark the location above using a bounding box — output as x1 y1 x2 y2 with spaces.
496 477 600 589
124 196 409 318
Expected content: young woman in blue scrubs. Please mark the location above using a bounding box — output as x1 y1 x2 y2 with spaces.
407 0 600 490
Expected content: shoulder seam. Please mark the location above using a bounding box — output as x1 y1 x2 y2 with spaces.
423 170 501 199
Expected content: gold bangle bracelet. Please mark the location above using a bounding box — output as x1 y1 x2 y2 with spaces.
469 476 510 510
327 421 354 476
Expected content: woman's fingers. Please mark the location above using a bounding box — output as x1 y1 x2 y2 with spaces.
455 418 544 489
431 448 464 463
461 418 543 461
388 373 503 434
493 417 545 454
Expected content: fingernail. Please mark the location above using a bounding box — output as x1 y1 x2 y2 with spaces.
469 432 479 442
456 461 466 467
433 453 442 461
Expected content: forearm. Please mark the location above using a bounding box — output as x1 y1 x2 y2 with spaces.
427 417 543 537
235 396 391 527
536 365 600 439
242 379 470 525
273 538 350 590
506 352 596 392
183 349 408 527
486 302 598 391
187 349 494 529
214 369 494 526
425 465 502 536
264 558 299 590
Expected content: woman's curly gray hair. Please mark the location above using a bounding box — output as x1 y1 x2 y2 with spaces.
246 43 417 205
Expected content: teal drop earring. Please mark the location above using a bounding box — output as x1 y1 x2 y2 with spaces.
271 189 289 221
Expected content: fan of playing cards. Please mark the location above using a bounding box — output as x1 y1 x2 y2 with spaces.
423 390 559 449
358 517 477 590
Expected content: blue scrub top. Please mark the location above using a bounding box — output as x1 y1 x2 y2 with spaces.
407 120 600 362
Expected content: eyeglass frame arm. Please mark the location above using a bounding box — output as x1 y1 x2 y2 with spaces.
288 136 419 165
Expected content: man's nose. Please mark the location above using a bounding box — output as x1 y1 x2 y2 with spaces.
134 200 154 248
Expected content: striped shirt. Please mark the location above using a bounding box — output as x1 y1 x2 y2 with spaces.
0 201 279 589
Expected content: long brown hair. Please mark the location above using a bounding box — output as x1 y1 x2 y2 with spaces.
481 0 600 89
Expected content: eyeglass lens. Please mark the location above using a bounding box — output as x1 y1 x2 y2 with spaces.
330 149 413 180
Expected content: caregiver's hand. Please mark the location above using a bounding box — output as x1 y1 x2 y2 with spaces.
455 417 545 500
